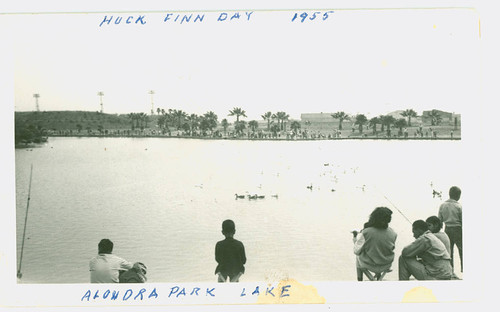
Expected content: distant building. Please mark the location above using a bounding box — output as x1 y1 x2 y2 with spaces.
301 113 335 122
421 110 461 126
452 113 461 127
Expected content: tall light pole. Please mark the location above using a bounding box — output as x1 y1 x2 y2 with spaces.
97 91 104 113
33 94 40 111
149 90 155 115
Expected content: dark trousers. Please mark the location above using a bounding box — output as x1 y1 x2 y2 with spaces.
445 226 463 272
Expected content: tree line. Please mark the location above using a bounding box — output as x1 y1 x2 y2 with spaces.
148 107 307 137
148 107 446 137
15 107 452 143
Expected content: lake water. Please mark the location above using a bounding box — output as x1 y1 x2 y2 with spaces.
15 137 463 283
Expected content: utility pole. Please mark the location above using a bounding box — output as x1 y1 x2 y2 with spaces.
149 90 155 115
33 94 40 111
97 91 104 113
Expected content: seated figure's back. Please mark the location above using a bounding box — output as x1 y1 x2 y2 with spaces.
90 254 132 283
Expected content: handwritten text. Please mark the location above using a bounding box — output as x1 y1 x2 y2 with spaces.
81 288 158 301
291 11 335 22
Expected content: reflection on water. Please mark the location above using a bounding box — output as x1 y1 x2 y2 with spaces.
15 137 462 283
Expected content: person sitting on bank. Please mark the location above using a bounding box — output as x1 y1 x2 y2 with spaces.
89 238 133 283
215 219 246 282
399 220 452 280
119 262 147 283
426 216 451 255
353 207 397 281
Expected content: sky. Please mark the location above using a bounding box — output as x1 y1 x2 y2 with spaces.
11 8 480 121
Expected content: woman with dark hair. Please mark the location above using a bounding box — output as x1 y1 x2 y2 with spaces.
353 207 397 281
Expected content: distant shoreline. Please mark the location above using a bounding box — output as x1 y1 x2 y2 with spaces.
14 134 460 148
15 110 462 147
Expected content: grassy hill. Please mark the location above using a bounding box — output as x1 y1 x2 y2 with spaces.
15 111 140 131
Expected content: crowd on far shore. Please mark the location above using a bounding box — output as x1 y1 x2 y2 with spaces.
47 125 460 141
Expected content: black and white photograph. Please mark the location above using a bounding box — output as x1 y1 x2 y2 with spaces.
0 0 494 310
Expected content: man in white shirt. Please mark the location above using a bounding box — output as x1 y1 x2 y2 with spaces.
89 239 133 283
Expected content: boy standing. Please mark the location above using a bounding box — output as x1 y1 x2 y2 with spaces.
215 220 246 282
438 186 463 272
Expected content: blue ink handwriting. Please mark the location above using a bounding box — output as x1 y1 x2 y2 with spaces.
291 11 335 23
240 285 290 297
81 284 291 302
168 286 215 297
99 15 147 27
164 13 205 24
99 12 254 27
81 288 158 301
217 12 254 22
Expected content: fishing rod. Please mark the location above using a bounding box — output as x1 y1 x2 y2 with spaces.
17 164 33 279
369 184 413 225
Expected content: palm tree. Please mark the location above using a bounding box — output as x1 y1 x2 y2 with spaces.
181 122 191 132
290 121 301 134
172 109 187 130
331 112 350 130
228 107 247 122
381 115 396 136
199 118 209 133
157 114 166 131
261 112 273 131
275 112 289 131
394 118 407 136
128 113 136 130
401 109 418 127
143 113 149 129
138 112 148 130
187 114 199 135
202 111 218 132
281 112 290 131
270 124 280 138
271 113 279 130
163 110 174 130
221 119 229 136
248 120 259 133
234 120 247 136
379 115 386 132
428 110 442 126
369 117 380 134
354 114 368 133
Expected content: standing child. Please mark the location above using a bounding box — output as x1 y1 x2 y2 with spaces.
438 186 463 272
215 220 246 282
